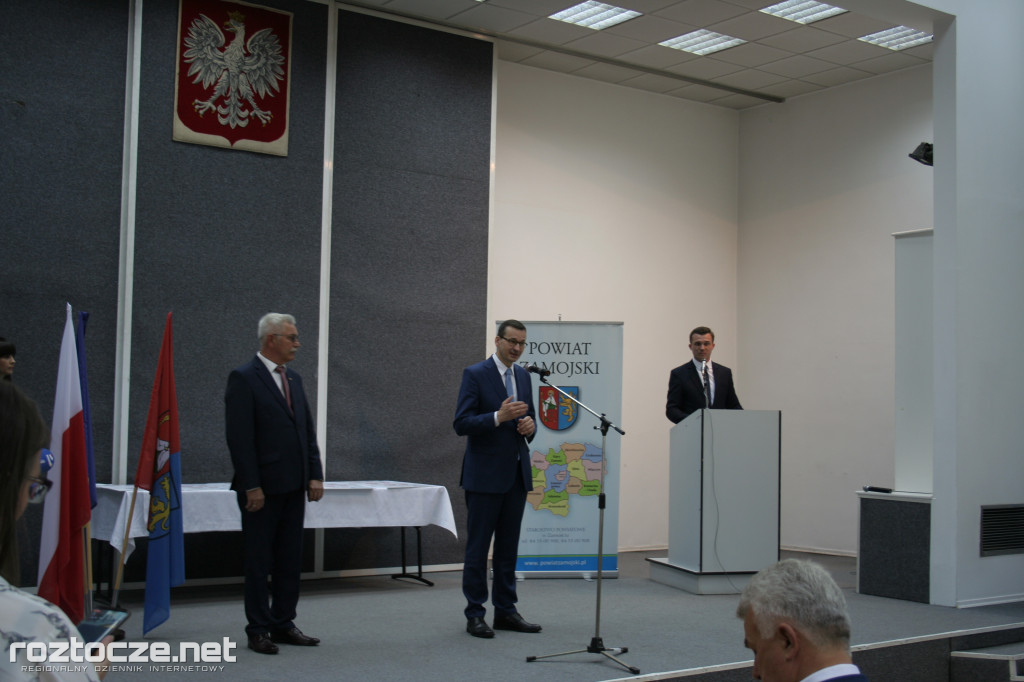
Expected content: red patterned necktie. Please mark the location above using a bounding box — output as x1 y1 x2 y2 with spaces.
276 365 292 412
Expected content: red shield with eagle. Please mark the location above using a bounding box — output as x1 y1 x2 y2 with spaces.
539 386 580 431
173 0 291 154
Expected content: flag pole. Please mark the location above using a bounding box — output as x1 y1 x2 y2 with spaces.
83 524 94 615
111 486 142 606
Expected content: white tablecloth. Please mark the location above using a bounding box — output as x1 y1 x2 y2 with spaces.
93 481 457 558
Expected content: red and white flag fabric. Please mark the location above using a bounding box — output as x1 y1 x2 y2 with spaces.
37 303 91 624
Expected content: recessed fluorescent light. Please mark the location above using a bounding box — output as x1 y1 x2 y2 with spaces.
659 29 746 56
549 2 642 30
858 26 933 50
759 0 847 25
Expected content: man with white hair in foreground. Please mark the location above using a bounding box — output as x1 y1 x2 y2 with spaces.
737 559 868 682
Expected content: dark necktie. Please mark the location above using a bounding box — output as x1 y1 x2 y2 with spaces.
276 365 292 412
702 364 711 408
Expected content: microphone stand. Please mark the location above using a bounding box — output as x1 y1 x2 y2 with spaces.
525 373 638 675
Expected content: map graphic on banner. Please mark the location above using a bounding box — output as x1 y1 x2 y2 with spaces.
515 322 623 575
528 440 603 516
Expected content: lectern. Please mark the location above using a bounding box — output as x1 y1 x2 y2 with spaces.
649 409 781 594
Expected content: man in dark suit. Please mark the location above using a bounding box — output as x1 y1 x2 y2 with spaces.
225 313 324 655
454 319 541 639
666 325 742 424
737 559 869 681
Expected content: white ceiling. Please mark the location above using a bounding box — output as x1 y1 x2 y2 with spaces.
340 0 940 109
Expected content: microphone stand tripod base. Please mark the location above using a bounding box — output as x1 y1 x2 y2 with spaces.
525 379 636 675
526 636 639 675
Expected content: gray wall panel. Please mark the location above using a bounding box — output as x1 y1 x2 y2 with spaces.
2 0 127 585
2 0 492 583
130 0 328 485
326 11 492 569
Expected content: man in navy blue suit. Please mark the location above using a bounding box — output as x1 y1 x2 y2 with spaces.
225 313 324 655
737 559 869 681
454 319 541 639
666 325 742 424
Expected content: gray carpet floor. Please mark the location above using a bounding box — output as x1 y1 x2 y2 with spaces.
111 550 1024 681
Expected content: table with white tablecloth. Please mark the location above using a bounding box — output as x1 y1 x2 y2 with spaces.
92 481 457 585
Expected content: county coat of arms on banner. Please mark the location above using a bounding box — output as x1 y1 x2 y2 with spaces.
539 386 580 431
173 0 292 156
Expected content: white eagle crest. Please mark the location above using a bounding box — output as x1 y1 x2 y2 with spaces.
183 11 284 129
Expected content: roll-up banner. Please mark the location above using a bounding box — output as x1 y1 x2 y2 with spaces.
516 321 623 576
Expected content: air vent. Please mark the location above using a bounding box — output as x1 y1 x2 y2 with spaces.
980 505 1024 557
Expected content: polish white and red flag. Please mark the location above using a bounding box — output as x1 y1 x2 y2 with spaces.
37 303 91 624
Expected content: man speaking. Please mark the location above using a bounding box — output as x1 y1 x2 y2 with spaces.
454 319 541 639
666 326 742 424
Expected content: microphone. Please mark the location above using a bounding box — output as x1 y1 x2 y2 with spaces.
526 364 551 378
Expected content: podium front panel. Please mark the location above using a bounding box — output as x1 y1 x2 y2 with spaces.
668 410 780 574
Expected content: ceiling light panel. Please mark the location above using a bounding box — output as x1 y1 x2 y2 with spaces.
660 29 747 56
549 2 642 30
759 1 847 25
858 26 933 50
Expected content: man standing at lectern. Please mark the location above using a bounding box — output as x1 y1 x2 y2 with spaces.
666 326 742 424
454 319 541 639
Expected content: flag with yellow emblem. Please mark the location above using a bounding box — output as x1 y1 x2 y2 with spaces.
134 313 185 634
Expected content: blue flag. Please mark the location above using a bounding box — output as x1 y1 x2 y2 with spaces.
74 311 98 509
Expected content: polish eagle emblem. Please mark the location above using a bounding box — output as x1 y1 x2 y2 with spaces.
183 11 284 130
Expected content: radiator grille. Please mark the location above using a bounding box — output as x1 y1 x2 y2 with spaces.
981 505 1024 557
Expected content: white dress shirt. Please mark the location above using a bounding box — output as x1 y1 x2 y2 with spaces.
800 663 863 682
492 354 516 426
257 351 287 396
692 357 715 405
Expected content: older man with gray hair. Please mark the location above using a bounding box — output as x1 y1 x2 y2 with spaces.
226 313 324 654
737 559 868 682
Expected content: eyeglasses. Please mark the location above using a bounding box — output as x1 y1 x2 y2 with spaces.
500 337 527 348
272 334 299 343
25 476 52 504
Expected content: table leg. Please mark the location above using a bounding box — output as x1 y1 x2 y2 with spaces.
391 526 434 586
